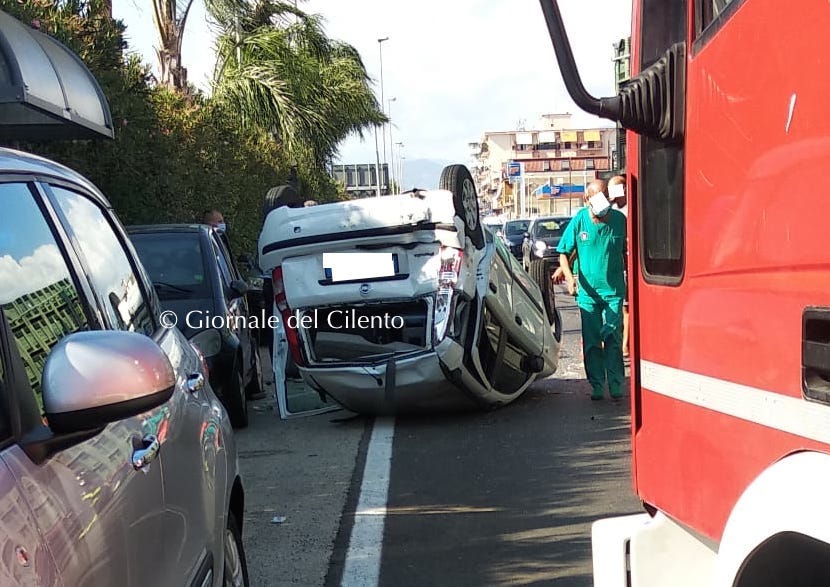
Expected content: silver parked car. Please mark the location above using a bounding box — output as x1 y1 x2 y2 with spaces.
259 164 561 416
0 149 248 586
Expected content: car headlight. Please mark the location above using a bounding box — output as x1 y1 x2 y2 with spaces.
533 241 547 258
189 328 222 358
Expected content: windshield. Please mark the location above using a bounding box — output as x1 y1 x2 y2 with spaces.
533 218 570 239
130 232 211 299
505 220 530 236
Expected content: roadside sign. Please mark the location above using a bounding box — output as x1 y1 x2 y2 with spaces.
507 162 521 178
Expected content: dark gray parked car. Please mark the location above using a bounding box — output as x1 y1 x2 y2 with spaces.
527 216 572 265
129 224 264 429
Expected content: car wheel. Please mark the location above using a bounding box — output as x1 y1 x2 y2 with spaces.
263 184 300 220
245 347 264 399
223 511 249 587
227 369 249 429
439 164 485 249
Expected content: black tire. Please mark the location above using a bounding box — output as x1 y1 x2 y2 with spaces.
263 184 301 220
439 164 485 249
530 259 559 333
226 369 249 429
245 346 263 399
223 511 249 587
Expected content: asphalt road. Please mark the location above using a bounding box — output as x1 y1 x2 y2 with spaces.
237 289 642 586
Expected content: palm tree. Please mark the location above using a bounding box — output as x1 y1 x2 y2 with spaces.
205 0 386 164
151 0 196 91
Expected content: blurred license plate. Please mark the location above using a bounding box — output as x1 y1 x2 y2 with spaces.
323 252 398 282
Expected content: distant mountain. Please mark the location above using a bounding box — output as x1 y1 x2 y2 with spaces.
400 158 452 190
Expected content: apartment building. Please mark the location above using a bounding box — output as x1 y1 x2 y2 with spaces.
470 113 616 218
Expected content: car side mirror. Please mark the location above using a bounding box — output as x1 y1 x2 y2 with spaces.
43 331 176 434
229 279 250 299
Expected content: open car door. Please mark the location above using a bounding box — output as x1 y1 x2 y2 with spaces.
271 307 340 419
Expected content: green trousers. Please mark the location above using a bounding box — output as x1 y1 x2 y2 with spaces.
578 295 625 398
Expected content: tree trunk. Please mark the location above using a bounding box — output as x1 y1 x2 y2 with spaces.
151 0 195 92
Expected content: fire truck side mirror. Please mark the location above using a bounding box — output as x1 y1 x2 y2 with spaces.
538 0 686 143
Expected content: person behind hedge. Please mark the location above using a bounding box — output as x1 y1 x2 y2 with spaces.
202 209 226 232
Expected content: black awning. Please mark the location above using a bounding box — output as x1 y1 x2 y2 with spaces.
0 10 114 141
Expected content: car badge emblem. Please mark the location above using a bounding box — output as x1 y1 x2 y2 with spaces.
359 283 371 296
293 226 301 233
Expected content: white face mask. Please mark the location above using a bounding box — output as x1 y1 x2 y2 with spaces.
216 222 227 233
588 192 612 217
609 183 625 201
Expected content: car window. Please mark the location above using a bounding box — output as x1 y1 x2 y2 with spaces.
50 186 154 336
0 348 11 441
214 232 242 280
533 219 569 238
0 183 90 409
130 232 211 300
477 306 502 386
505 221 530 236
493 336 531 394
211 236 233 287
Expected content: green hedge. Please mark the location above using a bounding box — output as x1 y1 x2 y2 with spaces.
0 1 345 256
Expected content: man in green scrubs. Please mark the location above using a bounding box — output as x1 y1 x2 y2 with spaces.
556 180 627 400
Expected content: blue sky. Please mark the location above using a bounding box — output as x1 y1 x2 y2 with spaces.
113 1 631 166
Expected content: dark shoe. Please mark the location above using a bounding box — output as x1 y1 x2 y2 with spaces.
591 393 604 401
610 393 624 402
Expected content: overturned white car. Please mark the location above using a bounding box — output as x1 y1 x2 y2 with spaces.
258 165 561 416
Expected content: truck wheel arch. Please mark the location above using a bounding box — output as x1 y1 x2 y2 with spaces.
714 451 830 586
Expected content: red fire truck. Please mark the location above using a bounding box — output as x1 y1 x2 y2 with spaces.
541 0 830 585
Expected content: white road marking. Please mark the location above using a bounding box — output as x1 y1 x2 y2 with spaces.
341 417 395 587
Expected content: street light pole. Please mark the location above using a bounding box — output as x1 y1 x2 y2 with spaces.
387 97 396 192
395 141 404 191
373 124 382 198
378 37 389 192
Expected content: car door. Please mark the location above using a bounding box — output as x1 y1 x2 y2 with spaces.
46 184 221 586
487 236 542 392
0 180 167 586
0 336 58 586
211 231 254 382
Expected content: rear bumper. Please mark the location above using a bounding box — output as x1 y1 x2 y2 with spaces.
297 339 481 414
592 512 718 587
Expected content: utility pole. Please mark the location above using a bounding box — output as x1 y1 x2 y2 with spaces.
378 37 389 192
395 141 404 192
387 97 396 192
373 124 382 197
